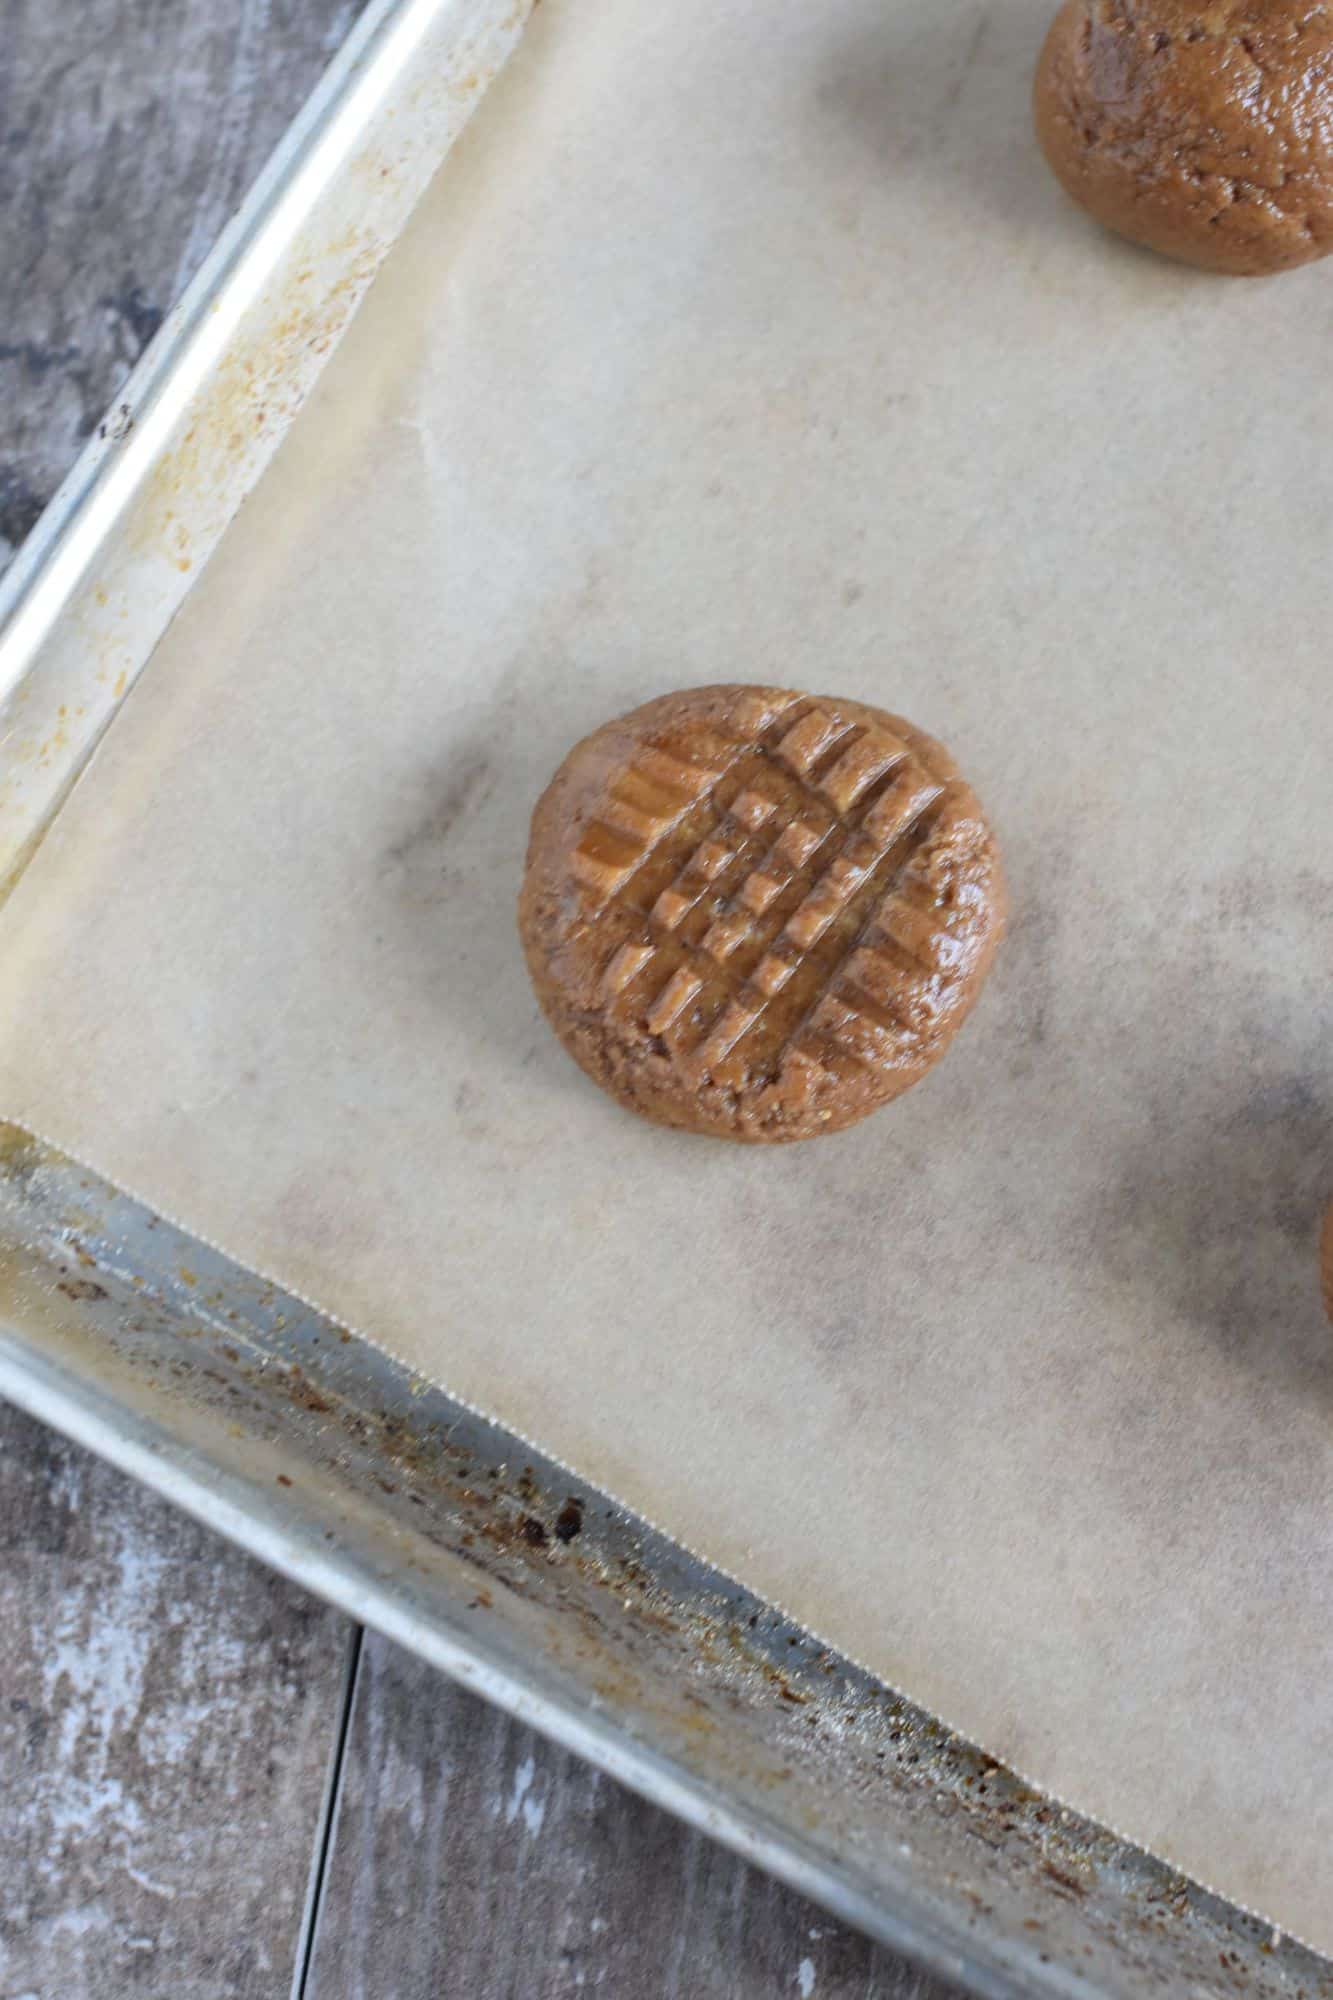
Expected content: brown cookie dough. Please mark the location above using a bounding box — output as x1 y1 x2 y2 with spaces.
518 685 1007 1143
1321 1198 1333 1321
1034 1 1333 275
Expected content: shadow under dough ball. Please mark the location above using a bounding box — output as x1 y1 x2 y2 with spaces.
1034 0 1333 275
519 685 1007 1143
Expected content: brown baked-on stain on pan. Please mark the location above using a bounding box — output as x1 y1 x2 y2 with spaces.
518 684 1007 1143
1034 0 1333 276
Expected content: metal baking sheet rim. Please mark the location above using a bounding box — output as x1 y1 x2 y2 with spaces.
2 1122 1322 2000
0 1171 1040 2000
0 4 1328 1992
0 0 537 892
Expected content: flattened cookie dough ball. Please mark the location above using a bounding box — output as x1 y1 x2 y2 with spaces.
519 685 1007 1143
1034 1 1333 275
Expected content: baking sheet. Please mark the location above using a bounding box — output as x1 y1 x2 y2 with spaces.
2 0 1332 1953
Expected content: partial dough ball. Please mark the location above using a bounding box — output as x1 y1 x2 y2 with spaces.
1322 1199 1333 1322
1034 1 1333 275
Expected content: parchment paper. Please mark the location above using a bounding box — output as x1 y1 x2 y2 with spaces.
3 0 1333 1947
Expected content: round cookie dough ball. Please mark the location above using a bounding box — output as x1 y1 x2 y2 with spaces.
1034 1 1333 275
519 684 1007 1143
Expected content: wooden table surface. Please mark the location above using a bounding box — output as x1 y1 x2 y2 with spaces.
1 6 964 1994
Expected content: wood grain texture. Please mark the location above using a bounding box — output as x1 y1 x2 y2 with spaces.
306 1632 959 2000
0 1401 351 1998
0 0 360 572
